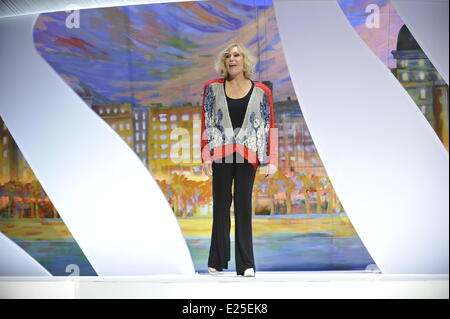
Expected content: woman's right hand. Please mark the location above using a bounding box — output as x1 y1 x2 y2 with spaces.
202 161 213 177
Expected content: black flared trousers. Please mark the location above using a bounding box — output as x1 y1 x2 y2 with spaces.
208 152 257 276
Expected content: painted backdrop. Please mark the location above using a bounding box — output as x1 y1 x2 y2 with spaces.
1 0 447 275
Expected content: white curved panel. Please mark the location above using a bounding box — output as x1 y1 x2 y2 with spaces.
0 232 51 276
0 14 194 276
392 0 449 85
273 0 449 274
0 0 207 18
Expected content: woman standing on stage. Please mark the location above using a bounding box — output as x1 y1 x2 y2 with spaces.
200 43 277 277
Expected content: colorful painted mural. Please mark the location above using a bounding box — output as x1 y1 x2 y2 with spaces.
1 0 447 275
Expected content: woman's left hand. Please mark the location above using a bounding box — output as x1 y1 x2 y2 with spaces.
260 164 277 177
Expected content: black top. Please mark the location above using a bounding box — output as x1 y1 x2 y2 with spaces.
224 79 254 134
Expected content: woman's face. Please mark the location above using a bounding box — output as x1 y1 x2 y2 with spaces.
224 47 244 78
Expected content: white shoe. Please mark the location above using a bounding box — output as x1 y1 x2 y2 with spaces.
208 267 219 276
243 268 255 277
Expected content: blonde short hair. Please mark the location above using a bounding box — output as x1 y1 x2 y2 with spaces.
215 43 256 79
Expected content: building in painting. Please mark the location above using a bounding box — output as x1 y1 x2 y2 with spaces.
391 24 449 150
148 103 202 179
91 103 136 155
91 103 150 167
0 118 36 184
274 99 325 176
132 105 150 166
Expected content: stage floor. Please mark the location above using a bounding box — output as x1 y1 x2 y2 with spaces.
0 271 448 299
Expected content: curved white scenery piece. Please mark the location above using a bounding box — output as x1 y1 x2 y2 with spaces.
273 0 449 274
392 0 449 85
0 232 51 276
0 0 207 18
0 14 195 276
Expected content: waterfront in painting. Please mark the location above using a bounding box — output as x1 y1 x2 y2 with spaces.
0 214 374 275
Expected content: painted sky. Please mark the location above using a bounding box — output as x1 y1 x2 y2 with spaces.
33 0 404 108
338 0 403 69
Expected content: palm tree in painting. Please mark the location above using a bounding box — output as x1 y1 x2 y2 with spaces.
4 181 20 218
290 173 303 215
299 174 313 215
286 178 296 215
273 171 286 214
156 178 174 211
14 181 26 218
21 181 41 218
311 175 323 214
266 172 283 215
51 199 58 218
40 197 52 218
3 181 12 218
170 173 189 217
323 176 335 214
22 182 32 218
252 176 262 216
0 184 7 217
272 170 296 215
197 180 212 216
253 174 268 215
155 178 166 198
184 179 199 217
257 175 271 215
280 172 296 215
30 180 44 218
